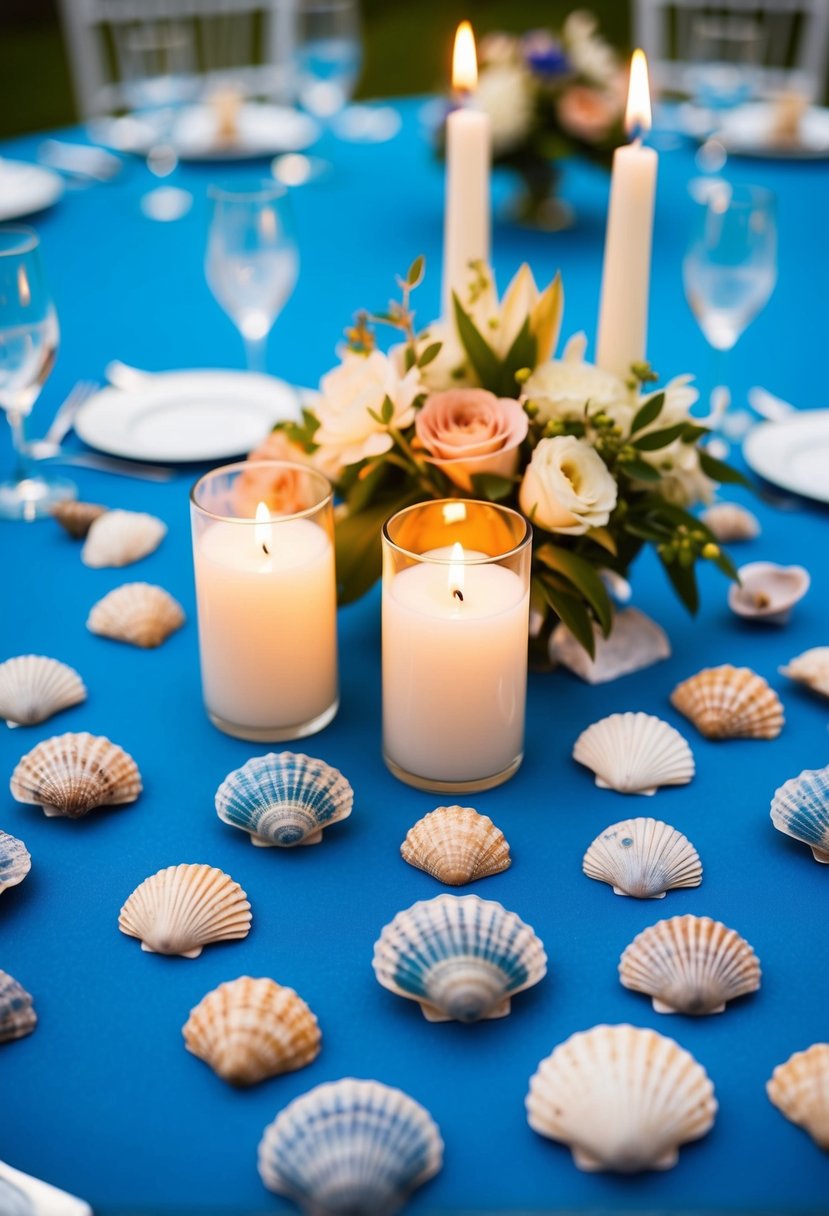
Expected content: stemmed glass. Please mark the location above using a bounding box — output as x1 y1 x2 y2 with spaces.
294 0 363 128
205 183 299 374
0 228 74 521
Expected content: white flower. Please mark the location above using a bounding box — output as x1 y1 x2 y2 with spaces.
562 10 618 86
524 355 630 425
314 350 421 469
475 63 536 155
519 435 618 534
643 439 717 508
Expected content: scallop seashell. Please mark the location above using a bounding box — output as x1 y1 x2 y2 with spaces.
550 607 670 684
215 752 353 848
573 712 695 796
728 562 810 625
50 499 107 539
400 805 511 886
119 863 251 958
258 1078 443 1215
10 732 142 819
700 502 761 542
0 655 86 728
0 971 37 1044
770 765 829 863
619 915 761 1015
0 831 31 893
87 582 185 648
767 1044 829 1150
583 817 702 899
183 976 320 1086
81 509 166 568
670 664 784 740
780 647 829 700
0 1162 92 1216
372 893 546 1023
526 1024 717 1172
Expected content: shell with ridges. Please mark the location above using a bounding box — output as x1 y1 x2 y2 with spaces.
780 647 829 700
50 499 107 539
0 970 37 1044
767 1044 829 1150
0 1162 92 1216
215 752 353 847
670 664 784 739
526 1023 717 1172
183 976 320 1086
700 502 760 542
258 1078 443 1215
619 915 761 1015
583 817 702 899
81 509 166 568
0 831 31 893
373 893 546 1023
87 582 185 648
770 765 829 863
573 712 695 796
400 805 511 885
0 656 86 727
119 863 251 958
728 562 810 624
10 732 142 819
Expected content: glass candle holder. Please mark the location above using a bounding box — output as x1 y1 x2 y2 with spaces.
190 460 338 741
382 498 532 793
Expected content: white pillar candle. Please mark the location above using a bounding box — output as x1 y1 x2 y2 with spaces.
595 50 658 378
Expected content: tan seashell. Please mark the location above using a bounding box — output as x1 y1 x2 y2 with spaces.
87 582 185 648
0 970 37 1044
767 1044 829 1150
573 712 694 796
780 647 829 700
400 805 511 886
50 500 107 539
0 655 86 727
700 503 760 542
619 915 761 1015
670 664 784 740
183 976 320 1086
550 608 670 685
10 732 142 819
119 863 251 958
728 562 809 625
583 817 702 899
81 509 166 568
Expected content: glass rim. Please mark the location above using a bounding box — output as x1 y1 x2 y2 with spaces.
0 226 39 257
207 180 290 204
190 459 333 523
694 180 776 211
382 498 532 565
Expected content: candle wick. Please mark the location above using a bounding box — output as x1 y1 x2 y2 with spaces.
453 588 464 602
262 543 270 556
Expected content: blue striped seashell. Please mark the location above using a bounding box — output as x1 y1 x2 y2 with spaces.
373 894 547 1023
215 752 353 848
0 830 30 894
258 1078 443 1216
0 970 36 1045
771 764 829 863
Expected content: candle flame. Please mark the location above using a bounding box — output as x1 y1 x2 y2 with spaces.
255 501 272 555
449 541 465 602
452 21 478 92
625 49 652 138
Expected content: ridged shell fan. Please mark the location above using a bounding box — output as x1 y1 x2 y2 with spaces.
372 894 546 1023
0 970 37 1044
767 1044 829 1150
583 817 702 899
87 583 185 648
526 1024 717 1172
770 765 829 863
10 732 142 819
215 752 353 847
619 915 761 1015
670 664 784 740
81 509 166 568
780 648 829 700
258 1078 444 1215
183 977 320 1086
0 655 86 727
119 863 251 958
573 712 694 795
0 831 31 893
400 805 511 885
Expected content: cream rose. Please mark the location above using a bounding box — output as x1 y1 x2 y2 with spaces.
524 357 630 428
415 389 529 491
314 350 421 469
519 435 617 534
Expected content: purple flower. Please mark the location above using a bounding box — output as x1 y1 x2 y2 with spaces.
522 30 569 77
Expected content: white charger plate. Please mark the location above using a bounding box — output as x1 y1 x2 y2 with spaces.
716 102 829 158
172 103 319 160
0 160 64 221
744 411 829 503
74 370 302 463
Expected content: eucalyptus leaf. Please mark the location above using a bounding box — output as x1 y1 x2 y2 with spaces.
407 255 425 287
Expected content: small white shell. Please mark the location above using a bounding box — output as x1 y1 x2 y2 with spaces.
770 764 829 863
780 647 829 700
87 582 185 648
400 805 511 885
0 970 37 1044
583 817 703 899
0 831 31 893
550 607 670 684
670 664 784 740
0 1161 92 1216
50 499 107 539
573 712 694 796
526 1024 717 1172
183 976 320 1086
119 863 252 958
215 752 353 847
700 503 761 542
0 656 86 728
81 509 166 568
10 732 142 819
728 562 810 625
767 1044 829 1150
619 915 761 1015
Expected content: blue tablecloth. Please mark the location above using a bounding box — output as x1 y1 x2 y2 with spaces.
1 99 828 1214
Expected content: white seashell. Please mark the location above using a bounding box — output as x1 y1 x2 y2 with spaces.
728 562 810 625
87 582 185 648
550 608 670 684
119 863 251 958
0 656 86 728
573 712 694 796
770 764 829 863
526 1024 717 1172
767 1044 829 1150
183 976 320 1086
670 664 784 739
258 1078 443 1215
0 831 31 894
215 752 353 847
700 502 760 542
780 647 829 700
583 817 702 899
400 805 511 885
619 915 761 1015
50 499 107 539
373 893 546 1023
0 1161 92 1216
0 970 36 1044
81 509 166 568
10 732 142 819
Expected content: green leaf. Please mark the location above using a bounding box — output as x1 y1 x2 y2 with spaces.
698 450 752 487
407 255 425 287
417 342 442 369
469 472 515 502
380 395 395 425
584 526 617 556
453 293 501 388
632 422 688 451
345 460 388 515
535 544 613 636
538 577 596 658
630 391 665 435
623 520 671 543
619 458 662 482
335 494 419 605
681 423 710 444
660 552 699 614
711 548 740 581
403 346 416 372
500 316 537 396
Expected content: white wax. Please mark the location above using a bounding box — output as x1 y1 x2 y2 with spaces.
441 105 491 318
383 550 529 784
193 516 337 733
595 141 658 378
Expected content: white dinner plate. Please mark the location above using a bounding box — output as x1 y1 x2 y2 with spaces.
744 411 829 503
0 159 64 221
716 102 829 158
171 103 319 160
74 370 302 463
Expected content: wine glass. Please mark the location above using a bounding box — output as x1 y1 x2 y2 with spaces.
0 228 74 521
295 0 363 125
205 183 299 374
687 14 762 134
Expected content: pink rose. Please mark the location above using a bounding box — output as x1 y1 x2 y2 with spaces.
415 389 529 492
235 430 321 516
557 85 620 142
